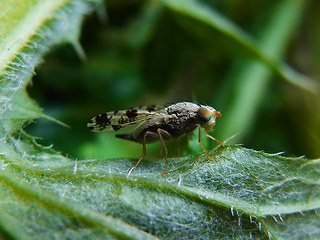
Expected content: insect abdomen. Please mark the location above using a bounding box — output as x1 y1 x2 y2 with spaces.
115 134 134 141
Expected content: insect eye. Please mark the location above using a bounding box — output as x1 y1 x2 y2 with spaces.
198 107 212 122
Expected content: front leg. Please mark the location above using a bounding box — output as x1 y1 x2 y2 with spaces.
198 126 225 159
198 126 212 159
204 129 225 145
156 128 172 175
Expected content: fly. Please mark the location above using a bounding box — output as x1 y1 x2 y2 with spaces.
87 102 224 175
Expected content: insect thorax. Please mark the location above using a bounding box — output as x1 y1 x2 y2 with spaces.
165 102 201 135
130 102 201 143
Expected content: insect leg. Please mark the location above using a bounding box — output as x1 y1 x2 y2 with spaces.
204 130 225 145
127 130 159 175
176 137 181 157
198 126 212 159
157 128 171 175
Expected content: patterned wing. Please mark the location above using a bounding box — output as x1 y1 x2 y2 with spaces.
87 105 165 132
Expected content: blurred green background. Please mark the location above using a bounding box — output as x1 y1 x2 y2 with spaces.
27 0 320 161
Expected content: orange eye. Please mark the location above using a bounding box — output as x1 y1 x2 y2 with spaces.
198 107 212 121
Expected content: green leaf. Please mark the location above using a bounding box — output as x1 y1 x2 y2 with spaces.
0 0 319 239
1 141 320 239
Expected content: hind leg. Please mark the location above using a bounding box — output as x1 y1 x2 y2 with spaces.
127 128 171 175
128 131 158 175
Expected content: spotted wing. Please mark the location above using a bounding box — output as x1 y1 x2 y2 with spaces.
87 105 165 132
